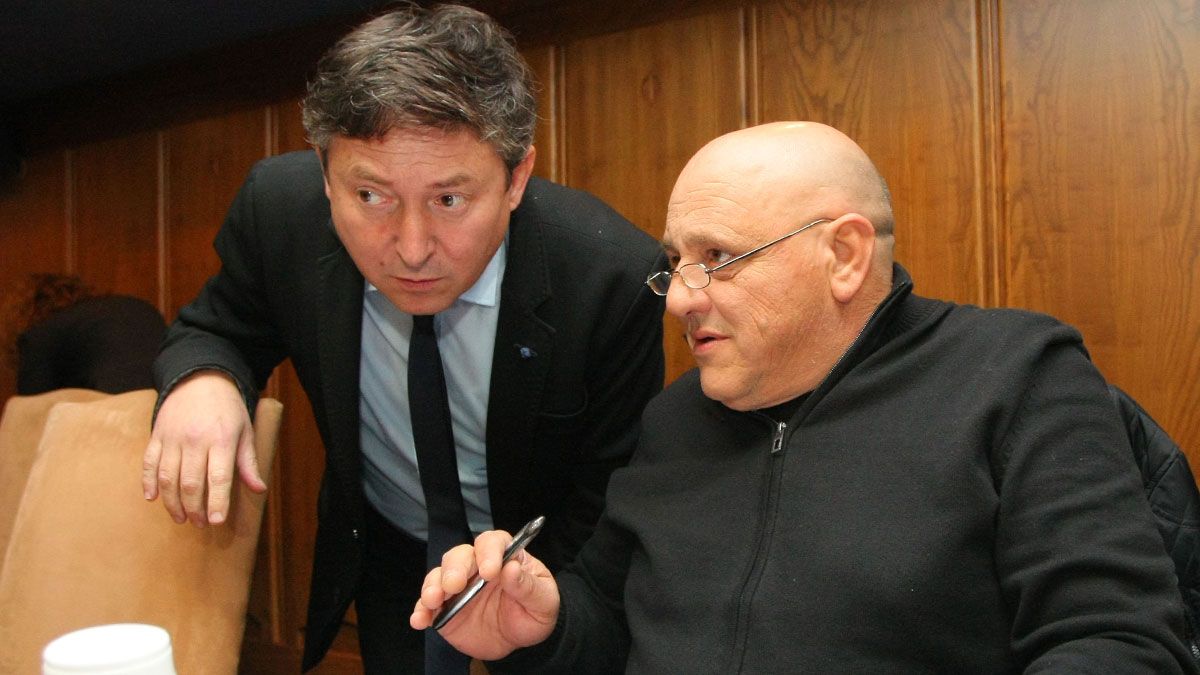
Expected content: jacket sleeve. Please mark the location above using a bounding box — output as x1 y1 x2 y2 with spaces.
994 341 1197 672
489 508 635 673
153 163 288 419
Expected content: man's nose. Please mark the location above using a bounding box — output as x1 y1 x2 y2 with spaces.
392 210 435 267
664 275 709 319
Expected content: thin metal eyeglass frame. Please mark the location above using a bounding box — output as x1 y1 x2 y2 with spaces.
645 218 832 296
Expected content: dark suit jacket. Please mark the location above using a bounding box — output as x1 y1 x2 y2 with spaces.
153 150 665 669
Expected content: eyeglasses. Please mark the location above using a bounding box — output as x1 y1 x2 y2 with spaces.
645 218 832 296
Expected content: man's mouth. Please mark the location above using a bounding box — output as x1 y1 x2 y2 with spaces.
687 328 725 353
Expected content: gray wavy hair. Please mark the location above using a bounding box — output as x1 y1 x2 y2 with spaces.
302 3 537 172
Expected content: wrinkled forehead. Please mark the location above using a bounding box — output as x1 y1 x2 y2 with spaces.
663 172 796 251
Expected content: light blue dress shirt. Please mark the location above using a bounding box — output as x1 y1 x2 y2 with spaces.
359 240 505 541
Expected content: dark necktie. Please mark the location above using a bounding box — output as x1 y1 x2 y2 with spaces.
408 314 472 674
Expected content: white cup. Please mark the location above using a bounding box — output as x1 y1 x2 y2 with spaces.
42 624 176 675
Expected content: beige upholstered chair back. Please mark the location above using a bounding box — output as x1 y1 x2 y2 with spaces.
0 388 107 555
0 389 282 674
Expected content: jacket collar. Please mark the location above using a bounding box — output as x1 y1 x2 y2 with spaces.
711 262 933 423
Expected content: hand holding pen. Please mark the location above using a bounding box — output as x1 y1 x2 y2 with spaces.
411 516 562 661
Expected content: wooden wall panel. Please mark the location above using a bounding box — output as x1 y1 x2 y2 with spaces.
275 96 310 155
163 105 275 650
272 359 338 655
562 9 746 237
756 0 984 306
71 132 161 304
1001 0 1200 458
562 8 746 383
522 44 561 182
0 151 69 398
164 108 270 319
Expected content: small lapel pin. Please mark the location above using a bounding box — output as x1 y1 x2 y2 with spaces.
516 344 537 359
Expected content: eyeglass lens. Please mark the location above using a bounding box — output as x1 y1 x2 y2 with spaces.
678 264 711 289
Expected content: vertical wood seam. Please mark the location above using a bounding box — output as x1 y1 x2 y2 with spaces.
263 102 287 648
744 2 759 128
546 44 561 183
555 43 569 185
63 149 75 272
156 131 169 315
975 0 1006 307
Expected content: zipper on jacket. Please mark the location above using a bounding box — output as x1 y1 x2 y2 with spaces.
725 414 789 672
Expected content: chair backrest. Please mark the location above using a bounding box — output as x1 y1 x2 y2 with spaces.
1108 384 1200 658
0 389 282 674
0 388 107 556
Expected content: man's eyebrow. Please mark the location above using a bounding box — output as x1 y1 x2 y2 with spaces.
341 168 475 190
430 173 475 189
347 165 388 183
664 230 720 252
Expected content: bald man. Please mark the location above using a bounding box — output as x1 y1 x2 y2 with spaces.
412 123 1197 672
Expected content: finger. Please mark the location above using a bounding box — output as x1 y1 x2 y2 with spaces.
142 438 164 501
501 551 534 594
156 442 186 524
420 566 449 611
502 551 556 610
235 430 267 494
439 543 481 594
178 444 210 528
473 530 515 580
206 446 236 526
411 597 434 630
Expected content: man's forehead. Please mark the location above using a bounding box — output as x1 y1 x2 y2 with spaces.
662 214 750 252
664 181 780 248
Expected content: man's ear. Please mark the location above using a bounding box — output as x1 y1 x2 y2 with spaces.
506 146 537 210
827 214 876 304
314 145 333 200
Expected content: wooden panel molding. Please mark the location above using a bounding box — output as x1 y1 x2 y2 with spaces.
71 132 161 303
756 0 983 306
0 151 70 398
1001 0 1200 455
164 108 271 319
562 8 747 383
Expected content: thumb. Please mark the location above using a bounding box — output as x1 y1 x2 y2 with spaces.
236 427 267 493
503 552 559 621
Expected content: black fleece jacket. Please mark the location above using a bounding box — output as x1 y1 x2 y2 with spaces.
496 264 1197 674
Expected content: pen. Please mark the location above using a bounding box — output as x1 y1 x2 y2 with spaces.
431 515 546 631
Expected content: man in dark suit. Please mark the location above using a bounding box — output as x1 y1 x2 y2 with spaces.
140 5 664 673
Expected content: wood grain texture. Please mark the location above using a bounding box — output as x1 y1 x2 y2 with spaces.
71 132 161 303
1001 0 1199 457
756 0 983 306
275 96 311 155
522 44 562 182
164 108 270 319
0 151 70 398
562 8 747 383
165 105 275 649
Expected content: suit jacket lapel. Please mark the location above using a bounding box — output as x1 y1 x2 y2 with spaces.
487 215 553 509
316 237 365 516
